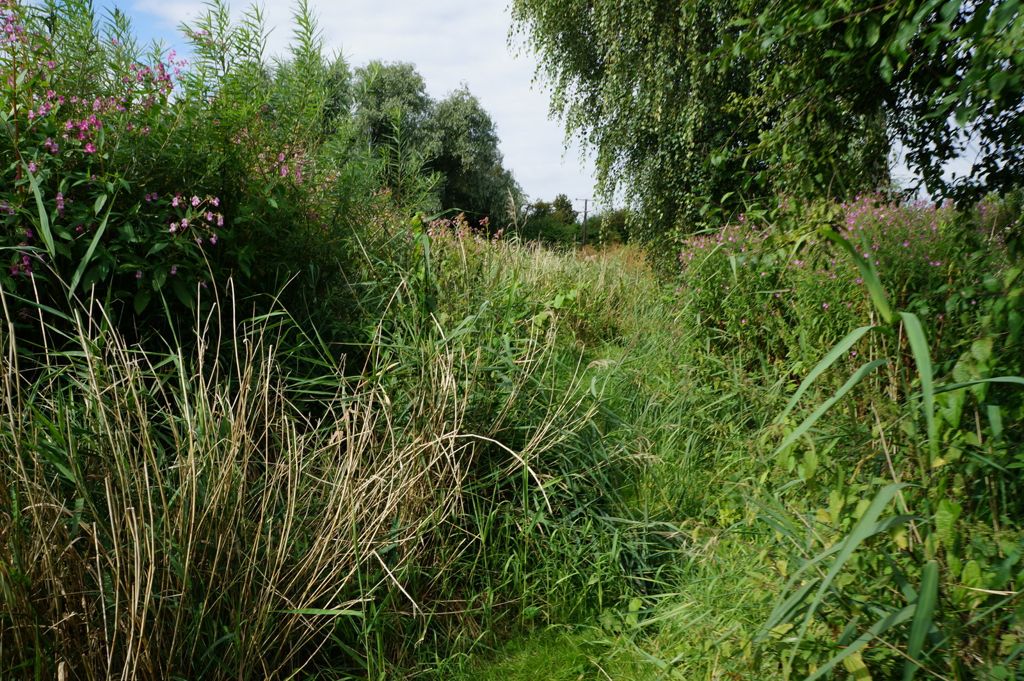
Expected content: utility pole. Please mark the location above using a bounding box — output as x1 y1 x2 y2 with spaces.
576 197 590 246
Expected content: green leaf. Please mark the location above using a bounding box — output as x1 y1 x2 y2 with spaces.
27 169 55 258
778 325 875 423
134 289 152 315
806 605 916 681
932 376 1024 395
934 500 961 548
70 195 116 292
279 608 363 618
866 20 880 47
990 71 1009 97
94 193 108 215
794 483 907 654
900 312 937 459
775 359 888 456
904 561 940 680
827 229 893 323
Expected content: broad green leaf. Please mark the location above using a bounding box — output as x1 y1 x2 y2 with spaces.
70 195 116 292
27 169 55 258
900 312 937 459
904 560 940 680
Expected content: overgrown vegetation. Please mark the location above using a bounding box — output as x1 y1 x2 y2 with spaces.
2 1 1023 680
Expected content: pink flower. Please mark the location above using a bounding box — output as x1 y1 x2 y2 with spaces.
191 195 200 207
171 195 180 207
27 161 37 173
84 142 97 154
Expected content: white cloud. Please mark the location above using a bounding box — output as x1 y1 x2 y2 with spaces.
121 0 599 204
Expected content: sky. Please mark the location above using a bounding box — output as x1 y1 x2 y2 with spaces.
92 0 602 210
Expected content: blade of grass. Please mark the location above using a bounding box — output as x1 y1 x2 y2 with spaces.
806 604 917 681
900 312 937 461
777 325 876 423
775 359 887 456
792 483 907 657
27 168 55 258
903 560 939 681
69 194 116 292
825 228 893 324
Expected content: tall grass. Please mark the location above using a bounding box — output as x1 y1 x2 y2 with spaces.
0 268 605 678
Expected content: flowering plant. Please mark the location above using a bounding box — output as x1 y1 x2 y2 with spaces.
0 0 223 315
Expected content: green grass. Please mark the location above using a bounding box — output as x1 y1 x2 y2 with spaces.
3 202 1022 679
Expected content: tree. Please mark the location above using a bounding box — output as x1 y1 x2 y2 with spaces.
321 55 353 137
551 193 578 225
428 87 523 228
746 0 1024 201
352 61 433 149
511 0 1024 244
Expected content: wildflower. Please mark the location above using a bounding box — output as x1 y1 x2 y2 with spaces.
216 214 224 227
211 197 220 207
27 161 37 173
822 302 830 310
169 222 178 234
180 218 189 229
84 142 97 154
191 195 200 207
135 270 142 280
171 195 180 207
209 234 218 245
170 265 177 275
56 192 64 215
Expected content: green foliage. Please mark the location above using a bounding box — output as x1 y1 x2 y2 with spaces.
510 0 891 249
352 63 522 229
511 0 1024 253
748 0 1024 201
518 194 579 245
429 87 523 228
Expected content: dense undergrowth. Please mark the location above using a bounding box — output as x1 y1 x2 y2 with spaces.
2 1 1023 680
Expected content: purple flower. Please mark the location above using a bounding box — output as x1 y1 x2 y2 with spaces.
191 195 201 207
135 270 143 280
27 161 38 173
170 265 178 275
209 234 218 245
84 142 97 154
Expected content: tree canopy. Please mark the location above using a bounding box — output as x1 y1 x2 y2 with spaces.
349 63 521 227
511 0 1024 241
